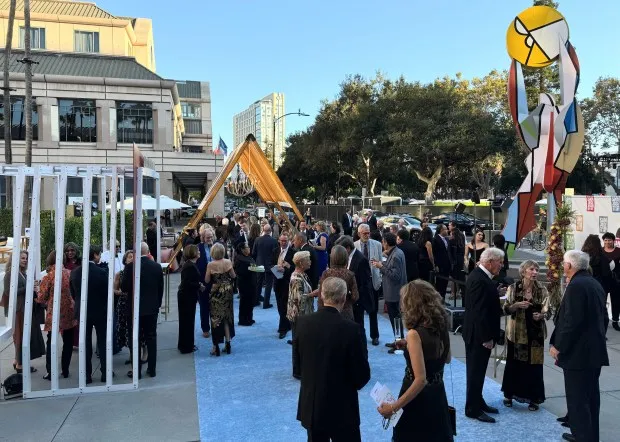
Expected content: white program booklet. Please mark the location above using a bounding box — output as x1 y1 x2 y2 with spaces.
370 381 403 428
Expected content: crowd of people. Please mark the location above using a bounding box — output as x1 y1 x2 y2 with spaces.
175 208 614 442
2 241 164 383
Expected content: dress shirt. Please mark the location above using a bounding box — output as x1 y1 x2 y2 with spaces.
479 263 493 280
278 246 289 265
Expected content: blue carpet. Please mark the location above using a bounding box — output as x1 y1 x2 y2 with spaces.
194 294 565 441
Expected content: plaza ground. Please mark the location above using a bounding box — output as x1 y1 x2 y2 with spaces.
0 255 619 441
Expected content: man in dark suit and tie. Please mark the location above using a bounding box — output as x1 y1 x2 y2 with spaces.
121 242 164 379
336 236 373 348
463 247 504 423
273 233 295 339
396 229 419 282
252 224 279 309
366 210 378 233
432 224 452 301
70 245 109 383
341 209 353 236
293 232 319 289
294 277 370 441
298 221 315 242
550 250 609 442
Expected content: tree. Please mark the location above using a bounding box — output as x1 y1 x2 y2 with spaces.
582 78 620 153
3 0 16 207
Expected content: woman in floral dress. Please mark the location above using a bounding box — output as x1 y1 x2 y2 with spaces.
205 243 236 356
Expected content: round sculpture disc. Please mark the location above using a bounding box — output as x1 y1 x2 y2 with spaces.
506 5 569 68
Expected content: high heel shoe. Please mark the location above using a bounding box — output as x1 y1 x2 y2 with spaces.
210 345 220 356
225 341 231 355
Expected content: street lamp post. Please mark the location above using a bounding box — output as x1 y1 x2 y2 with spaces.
272 109 309 170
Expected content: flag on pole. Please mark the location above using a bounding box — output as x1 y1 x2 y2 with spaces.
214 137 228 155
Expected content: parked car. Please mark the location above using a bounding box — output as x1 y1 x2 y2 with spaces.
181 205 198 217
430 212 499 234
379 215 437 239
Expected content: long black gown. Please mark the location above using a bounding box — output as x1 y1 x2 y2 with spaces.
393 326 454 442
234 254 256 326
177 261 200 354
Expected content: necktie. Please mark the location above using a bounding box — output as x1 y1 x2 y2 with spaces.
363 242 369 260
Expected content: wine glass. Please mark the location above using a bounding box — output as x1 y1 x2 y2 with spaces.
393 317 404 355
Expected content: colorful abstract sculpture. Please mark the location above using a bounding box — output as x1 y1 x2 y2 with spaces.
502 5 584 248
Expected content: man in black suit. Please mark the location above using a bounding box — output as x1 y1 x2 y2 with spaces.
396 229 419 282
550 250 609 442
121 242 164 379
336 235 374 347
294 277 370 441
298 220 315 242
273 233 295 339
463 247 504 423
341 209 353 236
293 232 319 289
70 245 109 384
432 224 452 301
146 221 158 257
252 223 278 309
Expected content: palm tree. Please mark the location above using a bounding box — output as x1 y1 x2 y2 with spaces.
3 0 16 207
24 0 33 166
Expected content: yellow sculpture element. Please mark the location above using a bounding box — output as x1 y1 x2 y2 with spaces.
506 5 569 68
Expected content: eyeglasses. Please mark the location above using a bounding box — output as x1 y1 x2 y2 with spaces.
360 231 370 235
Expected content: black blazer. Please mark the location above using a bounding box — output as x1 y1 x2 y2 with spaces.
146 228 157 257
252 235 278 266
300 243 319 289
462 267 502 345
341 213 353 236
349 249 374 313
549 270 609 370
273 246 295 289
397 240 420 282
70 262 109 321
294 307 370 431
233 254 256 295
432 235 451 273
178 261 200 304
121 256 164 317
367 215 378 232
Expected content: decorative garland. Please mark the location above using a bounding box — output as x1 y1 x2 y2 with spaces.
545 203 575 313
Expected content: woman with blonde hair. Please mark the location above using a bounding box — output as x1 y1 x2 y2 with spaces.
501 259 549 410
205 242 236 356
287 251 315 379
378 280 453 441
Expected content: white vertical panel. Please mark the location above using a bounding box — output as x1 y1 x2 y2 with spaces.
132 168 143 389
22 167 41 394
120 176 125 255
78 169 93 389
49 170 68 393
100 178 107 252
105 170 118 387
155 178 161 263
7 170 26 331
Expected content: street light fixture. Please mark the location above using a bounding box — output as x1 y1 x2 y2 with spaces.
272 108 310 169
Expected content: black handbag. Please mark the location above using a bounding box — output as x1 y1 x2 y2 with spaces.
2 373 23 396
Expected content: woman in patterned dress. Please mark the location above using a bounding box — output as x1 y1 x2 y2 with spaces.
205 243 236 356
313 245 359 321
287 251 316 379
38 250 77 380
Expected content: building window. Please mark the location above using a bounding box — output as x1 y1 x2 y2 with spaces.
181 103 201 119
0 96 38 140
59 99 96 142
182 145 203 153
74 31 100 53
184 120 202 134
19 27 45 49
116 102 153 144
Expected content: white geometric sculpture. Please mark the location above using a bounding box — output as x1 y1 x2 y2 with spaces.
0 163 160 398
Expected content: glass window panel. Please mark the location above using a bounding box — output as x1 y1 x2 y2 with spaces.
59 99 97 142
116 101 153 144
0 96 38 140
75 31 100 53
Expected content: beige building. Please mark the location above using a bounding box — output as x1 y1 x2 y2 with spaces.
0 0 222 214
233 92 285 169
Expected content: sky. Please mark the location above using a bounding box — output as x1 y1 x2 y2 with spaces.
99 0 620 149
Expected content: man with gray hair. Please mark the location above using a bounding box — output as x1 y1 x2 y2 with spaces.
294 277 370 441
550 250 609 442
463 247 505 423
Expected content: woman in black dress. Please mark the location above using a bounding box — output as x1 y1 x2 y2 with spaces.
466 229 489 273
417 227 435 282
449 227 465 299
234 242 257 326
378 280 453 442
177 245 203 354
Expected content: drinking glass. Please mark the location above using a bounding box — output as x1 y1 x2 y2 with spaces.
393 317 404 355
